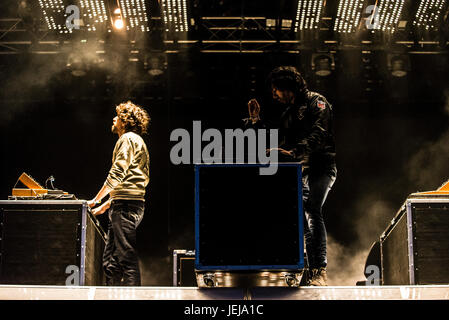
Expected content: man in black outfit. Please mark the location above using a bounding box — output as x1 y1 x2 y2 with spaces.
244 66 337 286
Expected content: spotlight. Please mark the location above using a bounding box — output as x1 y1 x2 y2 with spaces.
266 19 276 28
18 0 38 32
312 53 335 77
112 6 125 31
282 19 292 29
67 54 87 77
114 18 124 30
391 59 407 77
145 54 166 77
388 54 409 78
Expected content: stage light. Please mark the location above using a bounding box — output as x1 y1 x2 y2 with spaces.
312 53 335 77
294 0 324 31
114 8 121 15
371 0 405 33
145 54 166 76
38 0 68 33
391 59 406 77
282 19 292 29
114 18 124 30
18 0 37 29
119 0 150 32
413 0 446 30
334 0 364 33
266 19 276 28
79 0 108 32
67 54 87 77
161 0 189 33
388 54 409 78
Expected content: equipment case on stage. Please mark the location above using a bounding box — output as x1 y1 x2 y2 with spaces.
172 249 196 287
194 163 304 287
380 195 449 285
0 200 106 286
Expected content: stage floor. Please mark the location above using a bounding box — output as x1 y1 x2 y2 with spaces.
0 285 448 300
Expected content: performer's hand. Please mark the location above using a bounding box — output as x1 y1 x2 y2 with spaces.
92 201 110 216
248 99 261 123
266 148 294 157
87 199 97 208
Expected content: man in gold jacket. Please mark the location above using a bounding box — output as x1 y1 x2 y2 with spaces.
88 101 150 286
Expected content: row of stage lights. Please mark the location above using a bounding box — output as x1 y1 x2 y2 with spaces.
294 0 444 34
333 0 405 33
118 0 150 32
79 0 108 32
374 0 405 33
414 0 447 30
38 0 64 32
37 0 448 34
294 0 324 31
161 0 189 33
37 0 189 34
334 0 364 33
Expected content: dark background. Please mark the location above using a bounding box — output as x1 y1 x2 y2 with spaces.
1 0 449 285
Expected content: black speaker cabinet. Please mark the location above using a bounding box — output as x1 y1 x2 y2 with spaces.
0 200 106 286
380 196 449 285
194 163 304 272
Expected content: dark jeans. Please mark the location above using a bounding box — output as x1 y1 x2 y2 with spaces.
103 200 145 286
302 166 337 269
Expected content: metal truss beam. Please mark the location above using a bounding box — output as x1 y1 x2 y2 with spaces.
0 15 447 55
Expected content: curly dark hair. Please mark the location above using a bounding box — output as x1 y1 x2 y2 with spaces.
116 101 150 135
268 66 308 96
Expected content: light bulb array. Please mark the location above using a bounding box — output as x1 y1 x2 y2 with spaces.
413 0 446 30
80 0 108 32
119 0 150 32
294 0 324 32
38 0 69 33
372 0 405 33
161 0 189 33
334 0 364 33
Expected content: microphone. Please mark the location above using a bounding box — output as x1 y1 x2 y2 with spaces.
45 175 55 190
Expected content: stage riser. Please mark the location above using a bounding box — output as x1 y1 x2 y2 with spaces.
0 285 448 300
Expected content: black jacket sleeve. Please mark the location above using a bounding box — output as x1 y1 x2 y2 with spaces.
292 96 332 161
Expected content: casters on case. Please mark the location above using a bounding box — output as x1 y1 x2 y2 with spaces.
203 273 215 287
285 273 301 287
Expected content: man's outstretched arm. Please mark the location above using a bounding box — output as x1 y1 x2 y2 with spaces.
87 184 113 208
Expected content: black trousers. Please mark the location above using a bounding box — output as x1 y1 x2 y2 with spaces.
302 166 337 269
103 200 145 286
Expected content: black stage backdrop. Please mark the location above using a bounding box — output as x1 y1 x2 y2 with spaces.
1 50 448 286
